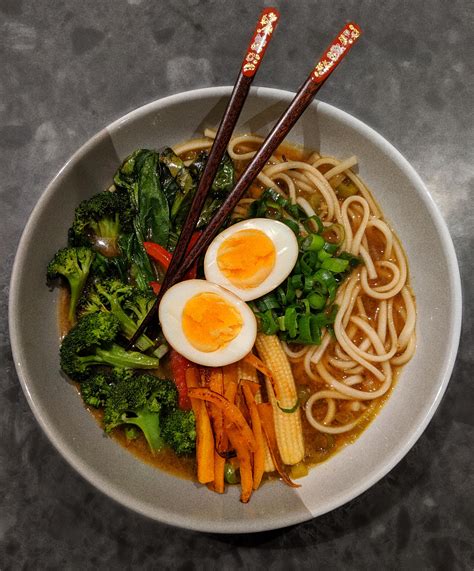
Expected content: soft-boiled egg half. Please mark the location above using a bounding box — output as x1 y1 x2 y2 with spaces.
204 218 299 301
159 280 257 367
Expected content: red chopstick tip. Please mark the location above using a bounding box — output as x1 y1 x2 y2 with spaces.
242 8 280 77
265 7 281 18
346 22 362 36
311 22 362 84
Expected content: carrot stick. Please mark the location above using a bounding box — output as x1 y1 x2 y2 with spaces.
186 368 214 484
257 403 300 489
227 426 253 503
222 363 238 390
242 384 265 490
224 380 238 405
208 368 226 493
188 388 256 452
209 379 240 494
210 451 226 494
208 368 224 451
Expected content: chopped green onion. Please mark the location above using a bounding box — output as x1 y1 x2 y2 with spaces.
245 188 356 347
336 178 358 198
258 310 279 335
281 218 300 235
321 258 350 273
277 398 300 413
307 292 326 309
284 307 298 338
318 249 332 262
322 241 339 255
303 215 324 234
301 233 325 252
322 223 345 246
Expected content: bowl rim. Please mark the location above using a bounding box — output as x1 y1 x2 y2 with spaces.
9 86 462 532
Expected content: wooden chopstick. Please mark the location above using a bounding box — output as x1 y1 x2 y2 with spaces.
127 8 280 348
166 22 362 286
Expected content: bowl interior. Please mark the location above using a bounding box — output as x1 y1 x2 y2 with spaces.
9 87 462 533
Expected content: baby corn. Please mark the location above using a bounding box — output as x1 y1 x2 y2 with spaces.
255 334 305 465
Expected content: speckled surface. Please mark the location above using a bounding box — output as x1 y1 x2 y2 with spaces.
1 0 473 568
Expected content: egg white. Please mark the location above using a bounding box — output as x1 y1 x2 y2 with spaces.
158 279 257 367
204 218 299 301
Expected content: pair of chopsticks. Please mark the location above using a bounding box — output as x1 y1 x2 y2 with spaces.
128 10 362 347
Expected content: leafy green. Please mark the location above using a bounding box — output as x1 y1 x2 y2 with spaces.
137 152 169 247
192 151 235 228
159 148 196 226
159 148 236 250
113 149 170 287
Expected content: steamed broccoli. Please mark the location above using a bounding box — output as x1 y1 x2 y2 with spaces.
80 368 135 408
47 246 95 322
60 313 160 381
78 278 156 352
103 374 178 453
68 189 134 251
81 372 114 408
162 409 196 455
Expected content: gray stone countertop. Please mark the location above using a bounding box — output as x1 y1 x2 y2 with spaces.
1 0 473 568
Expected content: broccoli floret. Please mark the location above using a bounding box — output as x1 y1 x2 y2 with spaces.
162 409 196 455
124 287 155 322
47 246 95 322
78 278 156 352
68 189 134 250
59 313 160 381
111 367 135 384
103 374 178 453
81 368 133 408
81 372 114 408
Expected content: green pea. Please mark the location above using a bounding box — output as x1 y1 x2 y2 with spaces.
224 462 240 484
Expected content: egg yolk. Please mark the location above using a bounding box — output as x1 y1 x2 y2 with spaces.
182 292 243 352
216 229 276 289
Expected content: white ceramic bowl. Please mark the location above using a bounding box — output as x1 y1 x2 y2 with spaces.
9 87 462 533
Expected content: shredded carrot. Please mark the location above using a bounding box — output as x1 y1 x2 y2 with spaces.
207 368 224 451
186 369 214 484
188 388 256 453
257 403 300 489
243 353 281 400
207 368 226 493
240 378 259 396
242 383 265 490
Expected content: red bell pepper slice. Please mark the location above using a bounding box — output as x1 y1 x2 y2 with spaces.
169 350 193 410
144 231 201 281
143 242 172 269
